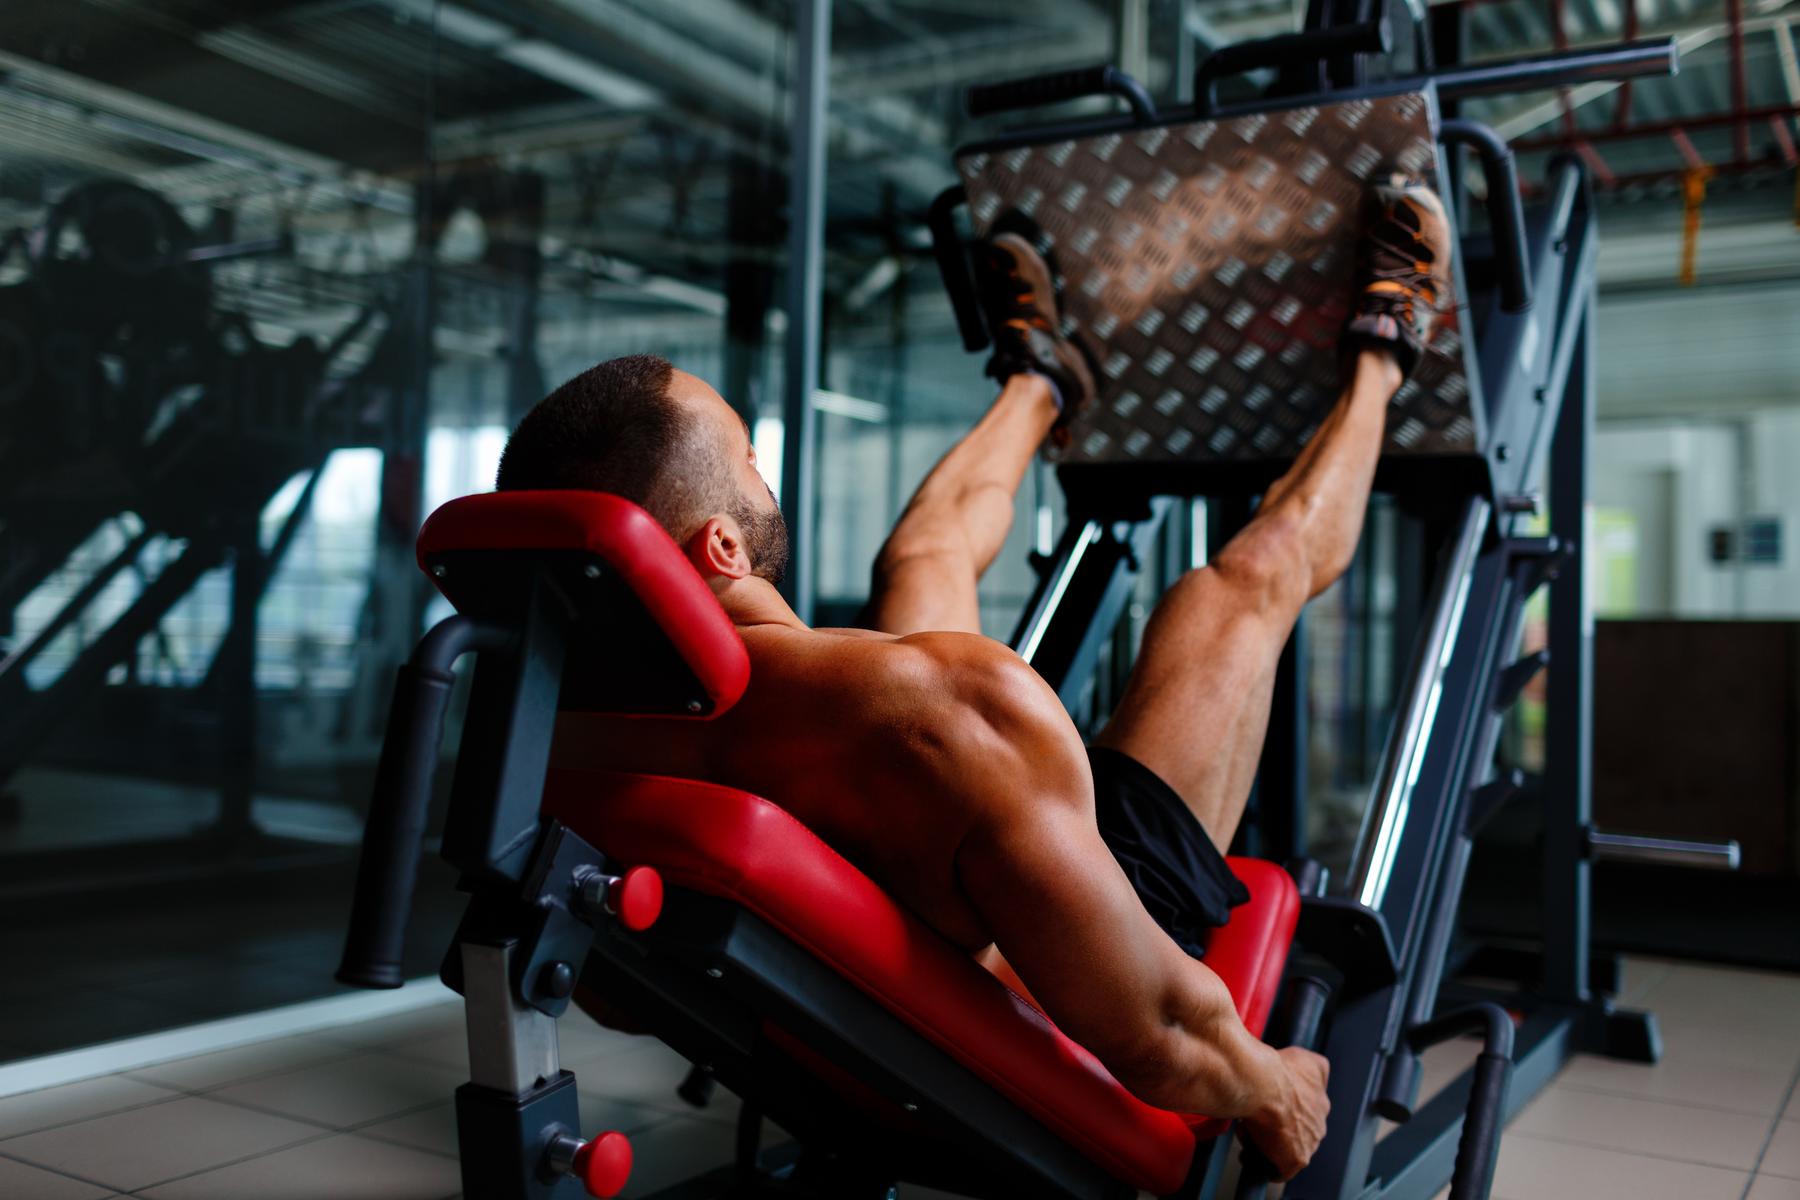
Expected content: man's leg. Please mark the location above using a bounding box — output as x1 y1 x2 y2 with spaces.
867 232 1096 637
865 373 1057 636
1095 175 1452 852
1093 349 1401 850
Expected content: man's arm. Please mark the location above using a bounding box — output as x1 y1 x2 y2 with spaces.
903 635 1330 1176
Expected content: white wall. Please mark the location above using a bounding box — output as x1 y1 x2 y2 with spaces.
1741 409 1800 617
1594 279 1800 422
1593 424 1742 616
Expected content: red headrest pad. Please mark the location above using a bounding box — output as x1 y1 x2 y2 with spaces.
416 490 750 716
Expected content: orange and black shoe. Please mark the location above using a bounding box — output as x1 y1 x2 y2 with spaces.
973 232 1097 442
1343 174 1452 376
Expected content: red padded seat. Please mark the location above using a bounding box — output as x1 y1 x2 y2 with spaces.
544 768 1299 1195
417 492 1303 1193
418 491 750 715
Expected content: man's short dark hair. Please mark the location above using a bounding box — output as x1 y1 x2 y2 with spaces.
495 354 731 541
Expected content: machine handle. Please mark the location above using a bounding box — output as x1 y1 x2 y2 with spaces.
1587 830 1741 870
927 186 991 353
336 615 511 989
1234 974 1332 1199
1409 1002 1515 1200
1450 1052 1511 1200
1195 19 1391 114
966 65 1157 125
1429 37 1678 102
1438 120 1532 313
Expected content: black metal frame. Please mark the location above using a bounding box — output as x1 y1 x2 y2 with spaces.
931 22 1680 1200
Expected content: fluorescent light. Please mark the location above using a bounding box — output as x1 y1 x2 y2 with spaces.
387 0 513 47
844 256 901 311
639 275 728 315
501 40 660 108
812 389 888 423
434 3 514 48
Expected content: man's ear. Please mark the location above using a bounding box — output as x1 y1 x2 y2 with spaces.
684 514 752 586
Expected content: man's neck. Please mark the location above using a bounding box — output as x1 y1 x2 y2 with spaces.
717 577 809 632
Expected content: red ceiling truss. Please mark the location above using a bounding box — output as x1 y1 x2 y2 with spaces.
1439 0 1800 190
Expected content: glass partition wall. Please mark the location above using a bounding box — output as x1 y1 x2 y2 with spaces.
0 0 790 1059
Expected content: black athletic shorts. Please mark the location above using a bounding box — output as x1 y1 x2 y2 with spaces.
1089 746 1249 960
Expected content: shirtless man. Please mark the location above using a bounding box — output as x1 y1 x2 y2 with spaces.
509 178 1450 1180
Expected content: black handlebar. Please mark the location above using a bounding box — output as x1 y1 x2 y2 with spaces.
1438 119 1532 314
966 65 1157 125
927 186 989 354
1234 974 1331 1199
1409 1003 1515 1200
1235 859 1331 1200
1195 19 1391 115
336 614 512 989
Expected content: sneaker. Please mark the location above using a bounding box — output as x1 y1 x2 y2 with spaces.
973 232 1097 442
1343 174 1452 376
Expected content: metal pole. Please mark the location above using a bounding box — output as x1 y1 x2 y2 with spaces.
1416 37 1678 102
1541 277 1595 1004
780 0 831 626
1347 496 1490 911
1728 0 1752 164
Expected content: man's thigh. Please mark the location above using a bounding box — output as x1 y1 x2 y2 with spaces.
1091 564 1298 850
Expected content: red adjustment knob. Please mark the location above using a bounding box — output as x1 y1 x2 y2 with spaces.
612 865 663 932
571 1130 632 1198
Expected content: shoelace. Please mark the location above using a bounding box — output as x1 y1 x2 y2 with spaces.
1366 202 1443 311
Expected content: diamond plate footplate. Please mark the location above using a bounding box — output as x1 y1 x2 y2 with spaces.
955 90 1482 467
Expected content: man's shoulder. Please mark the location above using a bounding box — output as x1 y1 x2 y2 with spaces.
744 625 1019 695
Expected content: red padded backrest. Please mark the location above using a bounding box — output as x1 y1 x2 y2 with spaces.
416 490 750 717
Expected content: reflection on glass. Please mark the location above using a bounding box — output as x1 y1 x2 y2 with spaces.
0 0 785 1059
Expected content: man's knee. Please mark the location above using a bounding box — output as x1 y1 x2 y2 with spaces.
1206 514 1314 616
873 525 973 587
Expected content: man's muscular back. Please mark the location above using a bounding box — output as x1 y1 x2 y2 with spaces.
552 625 1088 956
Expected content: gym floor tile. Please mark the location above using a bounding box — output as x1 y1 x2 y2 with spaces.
1414 1035 1483 1104
616 1116 737 1198
0 1095 323 1192
569 1040 710 1110
0 1151 119 1199
314 1001 465 1052
1750 1176 1800 1200
379 1029 473 1072
136 1131 461 1200
1489 1132 1749 1200
126 1032 356 1093
355 1092 668 1161
208 1051 467 1129
1614 955 1678 1006
1556 1045 1800 1116
350 1102 462 1159
0 1074 179 1139
1509 1083 1773 1169
1761 1117 1800 1180
1634 968 1800 1051
558 1015 643 1065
